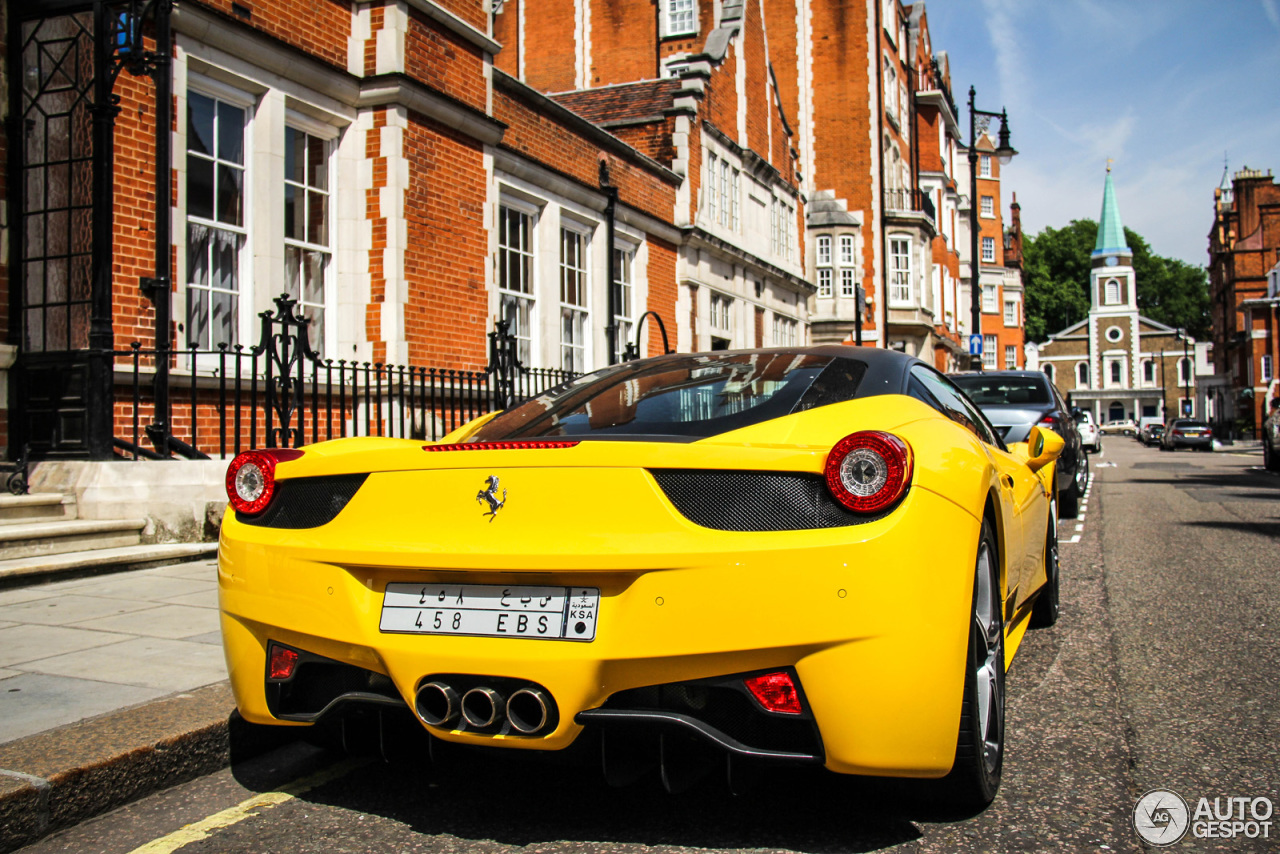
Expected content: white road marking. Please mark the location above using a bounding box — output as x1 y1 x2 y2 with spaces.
126 757 370 854
1068 535 1081 543
1074 524 1084 532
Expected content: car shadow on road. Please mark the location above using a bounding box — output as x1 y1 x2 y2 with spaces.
1128 472 1280 492
1181 519 1280 538
230 733 995 853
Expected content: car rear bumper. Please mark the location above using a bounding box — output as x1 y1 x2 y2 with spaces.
219 486 980 778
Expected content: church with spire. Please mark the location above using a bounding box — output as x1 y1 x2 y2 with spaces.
1028 169 1207 425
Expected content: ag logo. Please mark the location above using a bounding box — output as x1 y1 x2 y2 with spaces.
476 475 507 521
1134 789 1190 846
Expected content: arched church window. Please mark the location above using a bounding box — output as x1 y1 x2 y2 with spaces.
1110 361 1122 383
1142 359 1155 384
1044 363 1055 383
1076 362 1089 387
1104 278 1121 305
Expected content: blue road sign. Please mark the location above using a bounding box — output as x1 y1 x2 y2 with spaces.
968 334 983 356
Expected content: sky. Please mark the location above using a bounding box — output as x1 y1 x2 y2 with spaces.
924 0 1280 266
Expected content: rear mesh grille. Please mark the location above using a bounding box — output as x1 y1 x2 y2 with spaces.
651 469 882 531
238 474 368 529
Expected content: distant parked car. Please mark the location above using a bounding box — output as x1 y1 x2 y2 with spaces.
1100 419 1138 436
950 370 1088 517
1139 423 1165 447
1161 419 1213 452
1074 409 1100 453
1136 417 1163 443
1263 397 1280 471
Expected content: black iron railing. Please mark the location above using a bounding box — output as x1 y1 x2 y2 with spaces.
109 295 576 460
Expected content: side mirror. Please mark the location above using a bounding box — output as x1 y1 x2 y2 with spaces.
1026 425 1065 473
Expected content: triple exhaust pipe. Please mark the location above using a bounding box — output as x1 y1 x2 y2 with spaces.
416 680 555 735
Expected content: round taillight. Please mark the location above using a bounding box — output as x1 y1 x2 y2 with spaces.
225 449 303 515
824 431 913 514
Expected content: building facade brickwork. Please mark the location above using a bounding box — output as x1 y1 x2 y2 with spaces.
2 0 1028 461
1208 167 1280 434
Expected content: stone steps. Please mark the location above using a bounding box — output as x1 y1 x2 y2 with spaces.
0 518 148 561
0 493 76 525
0 542 218 587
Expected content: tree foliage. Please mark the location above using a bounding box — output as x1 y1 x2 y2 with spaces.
1022 219 1210 342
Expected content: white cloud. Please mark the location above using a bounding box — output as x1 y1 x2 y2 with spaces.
1263 0 1280 31
978 0 1027 110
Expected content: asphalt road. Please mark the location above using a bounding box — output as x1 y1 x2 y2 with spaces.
21 438 1279 853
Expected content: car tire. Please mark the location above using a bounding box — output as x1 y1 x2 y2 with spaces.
1059 457 1084 519
939 518 1005 807
1030 506 1060 629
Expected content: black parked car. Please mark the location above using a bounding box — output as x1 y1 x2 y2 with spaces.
1265 398 1280 471
950 371 1088 518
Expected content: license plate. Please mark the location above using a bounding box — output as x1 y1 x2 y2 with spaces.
380 583 599 641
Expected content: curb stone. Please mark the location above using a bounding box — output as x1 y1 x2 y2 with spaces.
0 681 291 853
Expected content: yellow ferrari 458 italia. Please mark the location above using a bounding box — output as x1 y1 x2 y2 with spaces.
219 347 1063 805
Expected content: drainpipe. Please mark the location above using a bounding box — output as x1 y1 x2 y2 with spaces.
600 160 618 364
149 1 173 449
875 1 887 349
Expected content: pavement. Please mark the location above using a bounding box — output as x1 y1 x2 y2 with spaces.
0 558 282 853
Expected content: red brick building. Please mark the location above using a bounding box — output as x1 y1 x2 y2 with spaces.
2 0 1021 464
499 0 811 353
1208 167 1280 435
960 133 1026 372
4 0 686 459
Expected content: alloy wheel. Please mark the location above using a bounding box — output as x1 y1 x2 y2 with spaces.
973 541 1004 775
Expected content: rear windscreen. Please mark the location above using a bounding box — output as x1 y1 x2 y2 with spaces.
469 351 869 441
950 375 1052 407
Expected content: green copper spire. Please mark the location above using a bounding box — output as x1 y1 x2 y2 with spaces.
1093 166 1129 257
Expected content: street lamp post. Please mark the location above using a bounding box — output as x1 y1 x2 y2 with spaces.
967 86 1017 370
1180 329 1191 417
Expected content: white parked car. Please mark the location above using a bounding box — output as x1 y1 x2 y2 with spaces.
1074 409 1101 453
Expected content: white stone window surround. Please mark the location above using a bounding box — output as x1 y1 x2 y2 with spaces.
660 0 697 37
1263 354 1274 383
1103 353 1127 389
558 219 592 373
611 240 637 363
816 235 832 266
1076 361 1090 389
174 38 359 369
982 284 998 313
497 195 541 369
183 78 254 354
1104 277 1122 305
283 110 340 358
839 234 855 266
888 234 912 306
981 235 996 263
1003 300 1017 327
841 268 855 298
